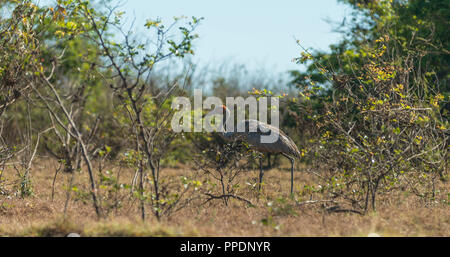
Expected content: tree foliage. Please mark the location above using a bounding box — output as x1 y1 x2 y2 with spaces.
286 0 448 213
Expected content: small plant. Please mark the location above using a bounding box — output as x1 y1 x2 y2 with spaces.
194 138 255 206
18 174 33 198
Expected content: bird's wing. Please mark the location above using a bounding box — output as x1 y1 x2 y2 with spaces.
236 120 301 158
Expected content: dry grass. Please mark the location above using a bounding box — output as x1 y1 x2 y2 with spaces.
0 158 448 237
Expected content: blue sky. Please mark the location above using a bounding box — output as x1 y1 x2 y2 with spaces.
119 0 350 74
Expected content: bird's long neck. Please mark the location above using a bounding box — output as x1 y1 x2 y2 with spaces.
222 110 228 132
220 108 232 141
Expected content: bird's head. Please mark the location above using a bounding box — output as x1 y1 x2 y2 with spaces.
204 105 229 118
203 105 230 132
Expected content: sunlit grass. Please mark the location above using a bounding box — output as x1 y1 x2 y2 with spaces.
0 158 448 237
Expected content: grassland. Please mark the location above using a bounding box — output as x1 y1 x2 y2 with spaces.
0 158 448 237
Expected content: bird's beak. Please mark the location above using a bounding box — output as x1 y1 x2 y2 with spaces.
203 109 216 118
202 112 212 119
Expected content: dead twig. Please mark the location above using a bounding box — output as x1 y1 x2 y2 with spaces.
202 193 253 206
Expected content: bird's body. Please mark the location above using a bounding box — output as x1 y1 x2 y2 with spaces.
207 105 301 194
221 119 300 158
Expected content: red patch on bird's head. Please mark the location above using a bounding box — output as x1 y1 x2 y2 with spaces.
221 105 227 110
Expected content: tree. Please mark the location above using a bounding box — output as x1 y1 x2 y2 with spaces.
70 0 201 220
286 0 448 213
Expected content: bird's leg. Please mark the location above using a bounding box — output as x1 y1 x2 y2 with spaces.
282 153 295 195
267 153 271 169
290 157 295 195
258 156 264 192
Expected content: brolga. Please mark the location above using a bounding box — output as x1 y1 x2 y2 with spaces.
205 105 301 194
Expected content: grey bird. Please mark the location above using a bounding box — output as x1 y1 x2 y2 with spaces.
205 105 301 194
